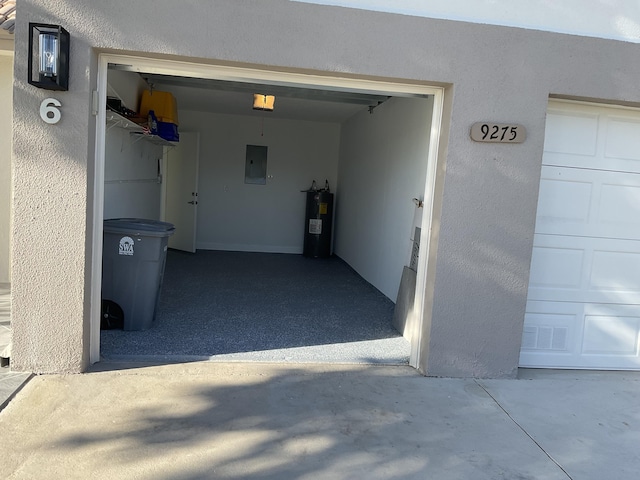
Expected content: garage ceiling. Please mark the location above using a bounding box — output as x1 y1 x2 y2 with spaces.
109 62 398 123
139 73 392 123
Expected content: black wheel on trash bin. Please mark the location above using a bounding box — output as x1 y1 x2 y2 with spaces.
101 299 124 330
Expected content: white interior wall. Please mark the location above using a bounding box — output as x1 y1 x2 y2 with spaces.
335 96 433 300
178 111 340 253
104 71 163 220
107 69 148 113
0 53 13 283
103 128 163 219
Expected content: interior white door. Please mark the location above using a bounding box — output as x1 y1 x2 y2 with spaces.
520 101 640 370
165 131 199 253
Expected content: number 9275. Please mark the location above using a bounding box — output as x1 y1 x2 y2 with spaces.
470 123 526 143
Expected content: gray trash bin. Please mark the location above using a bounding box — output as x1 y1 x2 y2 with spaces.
102 218 175 331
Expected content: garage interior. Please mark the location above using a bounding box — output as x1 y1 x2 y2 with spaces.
100 64 434 364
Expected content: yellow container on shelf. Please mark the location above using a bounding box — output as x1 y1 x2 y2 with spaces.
139 90 179 125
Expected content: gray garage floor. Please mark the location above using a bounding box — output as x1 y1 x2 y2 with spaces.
101 250 410 364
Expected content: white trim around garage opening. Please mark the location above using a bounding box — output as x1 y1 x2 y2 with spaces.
91 53 445 368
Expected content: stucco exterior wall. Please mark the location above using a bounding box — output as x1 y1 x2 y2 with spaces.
11 0 640 376
0 53 12 284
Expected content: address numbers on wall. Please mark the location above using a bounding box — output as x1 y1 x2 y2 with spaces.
470 122 526 143
40 98 62 124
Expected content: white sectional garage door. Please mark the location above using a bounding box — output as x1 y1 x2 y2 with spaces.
520 100 640 369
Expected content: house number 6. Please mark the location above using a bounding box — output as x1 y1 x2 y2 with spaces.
40 98 62 124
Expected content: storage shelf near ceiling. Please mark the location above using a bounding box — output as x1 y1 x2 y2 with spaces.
106 110 175 147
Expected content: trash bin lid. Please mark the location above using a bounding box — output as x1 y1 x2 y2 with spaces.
104 218 175 237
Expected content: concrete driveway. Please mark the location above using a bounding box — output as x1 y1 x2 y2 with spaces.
0 362 638 479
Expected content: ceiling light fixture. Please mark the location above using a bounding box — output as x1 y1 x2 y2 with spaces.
253 94 275 111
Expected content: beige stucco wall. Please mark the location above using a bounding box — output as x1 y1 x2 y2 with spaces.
11 0 640 376
11 13 93 372
0 53 12 284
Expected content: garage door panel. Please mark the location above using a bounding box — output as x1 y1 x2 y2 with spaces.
582 314 640 356
536 175 591 225
589 250 640 299
605 116 640 162
521 301 640 369
544 109 640 173
598 183 640 227
544 111 598 157
521 302 578 353
520 349 640 369
528 244 583 291
535 166 640 240
529 235 640 304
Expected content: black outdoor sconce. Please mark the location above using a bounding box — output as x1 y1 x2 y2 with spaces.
28 23 70 91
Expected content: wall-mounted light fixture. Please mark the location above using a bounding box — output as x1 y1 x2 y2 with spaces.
253 94 275 111
28 23 70 91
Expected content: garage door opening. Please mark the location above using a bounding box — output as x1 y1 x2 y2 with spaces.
91 54 444 368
